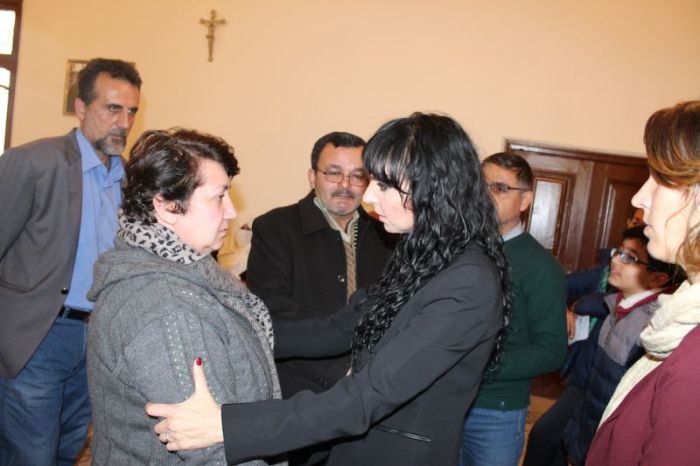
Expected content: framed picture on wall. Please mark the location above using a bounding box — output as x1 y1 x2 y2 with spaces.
63 59 87 116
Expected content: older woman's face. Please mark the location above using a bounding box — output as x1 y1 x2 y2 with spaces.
171 159 237 255
632 175 697 266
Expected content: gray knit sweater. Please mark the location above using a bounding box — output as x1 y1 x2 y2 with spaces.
87 228 284 465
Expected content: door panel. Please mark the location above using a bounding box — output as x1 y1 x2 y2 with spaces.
506 140 647 272
585 163 649 266
528 177 564 251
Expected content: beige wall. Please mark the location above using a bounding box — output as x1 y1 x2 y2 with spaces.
12 0 700 220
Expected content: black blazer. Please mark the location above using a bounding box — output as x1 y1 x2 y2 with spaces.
247 191 395 395
224 243 503 466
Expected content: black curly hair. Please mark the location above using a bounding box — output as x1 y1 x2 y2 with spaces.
350 112 511 370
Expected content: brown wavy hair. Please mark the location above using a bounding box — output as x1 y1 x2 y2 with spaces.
644 100 700 276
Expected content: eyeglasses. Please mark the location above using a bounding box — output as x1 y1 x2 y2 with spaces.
486 181 529 195
610 247 649 266
316 168 369 187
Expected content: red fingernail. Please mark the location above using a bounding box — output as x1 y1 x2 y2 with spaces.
195 357 202 366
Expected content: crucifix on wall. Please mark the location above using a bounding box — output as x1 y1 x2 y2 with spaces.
200 9 226 62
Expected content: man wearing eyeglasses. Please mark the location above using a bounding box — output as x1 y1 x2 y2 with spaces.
459 152 567 466
246 131 395 465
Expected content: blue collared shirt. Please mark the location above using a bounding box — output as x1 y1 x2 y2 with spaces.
502 222 524 243
64 129 124 311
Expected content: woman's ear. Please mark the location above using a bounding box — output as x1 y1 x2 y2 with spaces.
152 194 179 225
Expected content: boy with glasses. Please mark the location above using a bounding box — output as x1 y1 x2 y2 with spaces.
524 225 680 466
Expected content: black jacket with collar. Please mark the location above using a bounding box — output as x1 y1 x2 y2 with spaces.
246 191 396 396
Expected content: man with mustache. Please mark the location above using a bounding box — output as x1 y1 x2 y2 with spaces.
0 58 141 465
246 132 396 465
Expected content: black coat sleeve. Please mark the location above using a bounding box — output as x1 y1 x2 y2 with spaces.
273 289 366 359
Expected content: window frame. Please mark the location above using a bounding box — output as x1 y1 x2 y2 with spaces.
0 0 22 150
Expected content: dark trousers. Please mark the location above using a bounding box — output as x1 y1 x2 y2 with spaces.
522 385 583 466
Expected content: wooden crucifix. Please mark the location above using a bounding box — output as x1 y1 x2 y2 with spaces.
200 9 226 62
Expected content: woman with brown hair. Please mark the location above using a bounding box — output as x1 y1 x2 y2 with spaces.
86 129 284 465
587 100 700 465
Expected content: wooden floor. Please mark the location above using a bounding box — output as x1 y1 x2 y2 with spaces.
75 428 91 466
74 395 556 465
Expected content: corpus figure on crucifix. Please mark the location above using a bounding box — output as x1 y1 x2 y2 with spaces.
200 9 226 62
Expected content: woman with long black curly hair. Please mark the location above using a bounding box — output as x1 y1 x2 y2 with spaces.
146 112 511 466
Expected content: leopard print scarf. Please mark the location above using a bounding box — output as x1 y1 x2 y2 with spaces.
118 216 205 264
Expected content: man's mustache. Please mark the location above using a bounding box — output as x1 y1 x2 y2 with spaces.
332 189 356 199
107 128 128 139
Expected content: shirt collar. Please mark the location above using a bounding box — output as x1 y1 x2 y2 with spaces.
313 196 359 243
619 289 660 309
75 128 124 180
502 222 525 242
76 128 103 172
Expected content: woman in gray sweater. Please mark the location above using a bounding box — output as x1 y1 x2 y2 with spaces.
87 129 284 466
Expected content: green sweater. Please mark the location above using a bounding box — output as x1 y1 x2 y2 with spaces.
472 232 567 410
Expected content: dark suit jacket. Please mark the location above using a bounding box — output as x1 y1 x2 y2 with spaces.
224 243 504 466
0 130 83 378
247 191 395 396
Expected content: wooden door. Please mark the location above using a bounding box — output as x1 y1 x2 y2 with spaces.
505 140 649 273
